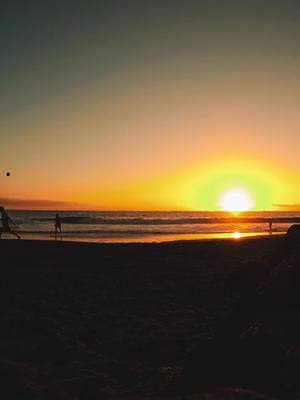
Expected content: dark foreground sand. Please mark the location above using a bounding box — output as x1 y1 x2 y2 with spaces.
0 236 299 399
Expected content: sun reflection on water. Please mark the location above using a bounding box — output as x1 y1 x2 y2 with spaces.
232 231 241 239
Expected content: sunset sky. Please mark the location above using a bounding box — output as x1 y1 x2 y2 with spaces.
1 0 300 210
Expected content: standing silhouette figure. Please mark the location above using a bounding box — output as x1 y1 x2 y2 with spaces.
0 206 21 239
54 213 63 240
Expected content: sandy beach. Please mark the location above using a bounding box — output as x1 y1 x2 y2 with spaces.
1 235 299 399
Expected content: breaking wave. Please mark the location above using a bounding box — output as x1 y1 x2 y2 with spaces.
30 215 300 225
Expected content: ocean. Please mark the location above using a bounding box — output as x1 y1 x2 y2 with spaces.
3 210 300 243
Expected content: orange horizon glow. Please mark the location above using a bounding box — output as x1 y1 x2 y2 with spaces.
2 154 298 211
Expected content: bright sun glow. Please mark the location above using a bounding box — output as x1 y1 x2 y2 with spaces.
219 188 254 212
232 231 242 239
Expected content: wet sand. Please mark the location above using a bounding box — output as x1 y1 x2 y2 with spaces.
15 230 283 243
0 237 291 399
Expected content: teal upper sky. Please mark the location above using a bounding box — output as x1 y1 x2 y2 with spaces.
1 0 300 115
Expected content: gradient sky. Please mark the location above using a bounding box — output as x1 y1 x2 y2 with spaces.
1 0 300 210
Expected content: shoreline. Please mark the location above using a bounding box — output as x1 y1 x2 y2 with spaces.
0 230 285 244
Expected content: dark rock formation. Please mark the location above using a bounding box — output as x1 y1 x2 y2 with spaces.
284 224 300 254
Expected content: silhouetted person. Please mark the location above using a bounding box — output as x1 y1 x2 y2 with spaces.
0 206 21 239
54 213 62 240
269 220 273 235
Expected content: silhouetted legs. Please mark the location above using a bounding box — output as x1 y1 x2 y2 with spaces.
0 228 20 239
55 225 63 240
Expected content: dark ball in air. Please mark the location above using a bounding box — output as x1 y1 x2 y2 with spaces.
6 172 10 176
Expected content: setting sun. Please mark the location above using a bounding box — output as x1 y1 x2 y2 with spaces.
219 188 254 212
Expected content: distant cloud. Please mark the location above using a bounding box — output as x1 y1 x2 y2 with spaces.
273 204 300 211
0 197 97 210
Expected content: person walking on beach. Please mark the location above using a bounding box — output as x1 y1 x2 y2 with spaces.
0 206 21 239
54 213 63 240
